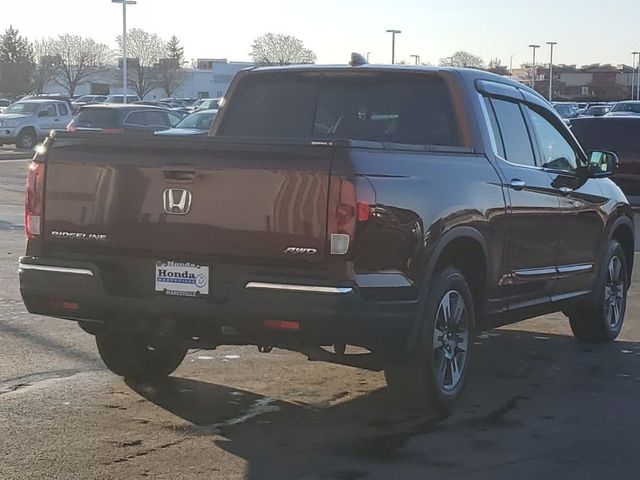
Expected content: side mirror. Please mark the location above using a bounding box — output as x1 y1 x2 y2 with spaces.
588 150 619 178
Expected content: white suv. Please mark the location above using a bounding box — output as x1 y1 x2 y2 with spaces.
0 100 74 149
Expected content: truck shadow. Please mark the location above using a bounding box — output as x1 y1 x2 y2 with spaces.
128 329 640 479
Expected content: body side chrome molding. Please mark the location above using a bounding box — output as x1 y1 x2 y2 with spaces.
245 282 353 294
18 263 94 277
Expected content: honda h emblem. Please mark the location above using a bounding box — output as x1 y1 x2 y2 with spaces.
163 189 192 215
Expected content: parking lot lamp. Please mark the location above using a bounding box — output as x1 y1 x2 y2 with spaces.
547 42 557 102
386 30 401 64
529 44 540 91
410 54 420 66
632 53 638 100
112 0 137 104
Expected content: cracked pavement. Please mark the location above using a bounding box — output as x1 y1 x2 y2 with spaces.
1 158 640 479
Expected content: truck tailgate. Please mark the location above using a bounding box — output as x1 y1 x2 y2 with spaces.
42 136 332 264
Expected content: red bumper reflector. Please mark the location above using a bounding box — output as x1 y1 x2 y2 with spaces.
48 300 80 311
263 319 300 331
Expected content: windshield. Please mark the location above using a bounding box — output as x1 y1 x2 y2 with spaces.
76 96 93 102
4 102 39 114
611 102 640 113
176 110 217 129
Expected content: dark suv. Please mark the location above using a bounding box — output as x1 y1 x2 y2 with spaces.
571 116 640 205
67 104 183 134
19 64 634 412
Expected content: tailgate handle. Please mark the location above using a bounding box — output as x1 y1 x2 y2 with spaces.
164 168 196 182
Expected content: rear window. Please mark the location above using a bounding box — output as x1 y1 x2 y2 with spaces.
218 72 462 146
571 119 640 152
75 108 121 128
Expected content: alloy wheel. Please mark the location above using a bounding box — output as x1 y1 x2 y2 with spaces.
604 255 624 329
433 290 469 392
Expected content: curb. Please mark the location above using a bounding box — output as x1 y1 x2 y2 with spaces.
0 151 33 160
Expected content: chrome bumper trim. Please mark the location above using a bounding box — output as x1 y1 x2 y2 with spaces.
18 263 94 277
245 282 353 294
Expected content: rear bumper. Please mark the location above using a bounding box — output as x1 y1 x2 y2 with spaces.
18 256 419 351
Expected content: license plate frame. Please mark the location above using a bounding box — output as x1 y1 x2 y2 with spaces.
155 261 210 297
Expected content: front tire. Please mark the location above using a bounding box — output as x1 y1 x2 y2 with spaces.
384 267 475 413
96 333 188 380
569 240 628 343
16 128 36 150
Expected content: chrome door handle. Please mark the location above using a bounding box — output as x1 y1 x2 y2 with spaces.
558 186 573 195
510 179 526 191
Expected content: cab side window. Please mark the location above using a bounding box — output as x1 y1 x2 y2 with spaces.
41 104 58 117
490 99 536 167
57 103 69 116
525 107 581 173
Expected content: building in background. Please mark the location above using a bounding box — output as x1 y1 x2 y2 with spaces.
43 58 254 99
511 64 635 101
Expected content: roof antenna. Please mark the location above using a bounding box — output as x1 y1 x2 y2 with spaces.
350 52 368 67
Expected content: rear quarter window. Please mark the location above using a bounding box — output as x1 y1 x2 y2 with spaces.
75 109 121 128
218 72 462 146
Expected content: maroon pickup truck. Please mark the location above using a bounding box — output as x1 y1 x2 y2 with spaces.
19 61 634 412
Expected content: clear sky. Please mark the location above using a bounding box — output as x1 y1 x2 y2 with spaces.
2 0 639 67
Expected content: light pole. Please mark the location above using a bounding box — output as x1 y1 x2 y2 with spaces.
112 0 136 104
529 44 540 91
386 30 401 64
631 52 638 100
366 51 371 63
509 55 514 78
410 54 420 66
635 51 640 101
547 42 557 102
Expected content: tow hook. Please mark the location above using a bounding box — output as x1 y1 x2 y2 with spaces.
258 345 273 353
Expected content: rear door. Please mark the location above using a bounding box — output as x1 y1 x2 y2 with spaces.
483 94 562 309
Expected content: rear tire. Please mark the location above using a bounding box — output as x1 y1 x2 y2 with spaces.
16 128 36 150
384 267 475 413
96 333 188 380
569 240 628 343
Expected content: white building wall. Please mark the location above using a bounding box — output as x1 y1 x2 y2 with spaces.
43 60 254 99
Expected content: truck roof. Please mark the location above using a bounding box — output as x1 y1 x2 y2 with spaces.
246 64 544 103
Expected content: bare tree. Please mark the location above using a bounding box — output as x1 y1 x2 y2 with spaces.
32 38 58 94
158 35 186 97
487 58 508 75
250 33 316 66
116 29 164 99
50 35 113 97
439 51 484 69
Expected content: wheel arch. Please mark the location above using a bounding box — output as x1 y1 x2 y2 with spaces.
608 214 634 283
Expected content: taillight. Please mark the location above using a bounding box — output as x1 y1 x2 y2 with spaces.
25 161 45 242
328 176 375 256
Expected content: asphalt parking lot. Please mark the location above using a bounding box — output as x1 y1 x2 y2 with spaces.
1 157 640 479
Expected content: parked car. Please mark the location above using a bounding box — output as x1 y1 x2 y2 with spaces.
0 99 11 114
193 97 221 111
155 109 217 136
582 105 613 117
571 116 640 204
19 63 633 413
0 99 73 149
71 95 107 110
553 103 579 119
67 104 184 134
104 94 141 104
134 101 190 118
20 94 74 114
606 101 640 117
